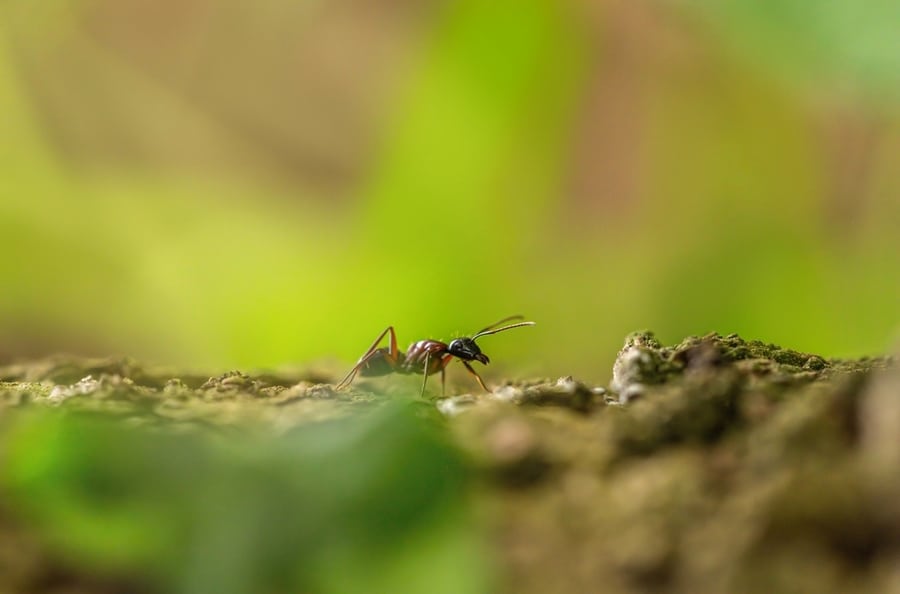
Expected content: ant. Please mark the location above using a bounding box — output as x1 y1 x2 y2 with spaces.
335 315 535 397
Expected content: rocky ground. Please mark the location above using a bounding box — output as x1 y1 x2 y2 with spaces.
0 332 897 594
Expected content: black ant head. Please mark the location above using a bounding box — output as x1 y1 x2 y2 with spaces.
448 337 490 365
448 317 535 366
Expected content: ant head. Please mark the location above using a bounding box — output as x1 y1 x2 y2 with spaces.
448 337 490 365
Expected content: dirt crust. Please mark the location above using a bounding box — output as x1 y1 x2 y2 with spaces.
1 332 897 594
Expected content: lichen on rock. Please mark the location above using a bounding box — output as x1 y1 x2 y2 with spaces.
0 332 896 594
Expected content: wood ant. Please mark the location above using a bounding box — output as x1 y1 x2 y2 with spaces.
336 315 535 397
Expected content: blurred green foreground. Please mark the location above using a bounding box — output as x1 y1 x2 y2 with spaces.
1 396 481 594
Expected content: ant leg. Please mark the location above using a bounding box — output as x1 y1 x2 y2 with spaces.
336 326 399 390
438 354 453 397
462 361 490 393
336 349 383 390
420 352 431 398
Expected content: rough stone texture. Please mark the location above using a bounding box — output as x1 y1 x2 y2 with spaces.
0 332 897 594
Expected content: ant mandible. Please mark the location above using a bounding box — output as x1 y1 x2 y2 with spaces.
335 315 535 397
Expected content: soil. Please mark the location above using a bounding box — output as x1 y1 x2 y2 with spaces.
0 332 897 594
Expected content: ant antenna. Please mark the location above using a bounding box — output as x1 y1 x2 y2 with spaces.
472 317 535 341
474 315 525 335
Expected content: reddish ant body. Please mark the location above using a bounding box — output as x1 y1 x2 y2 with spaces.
336 316 535 397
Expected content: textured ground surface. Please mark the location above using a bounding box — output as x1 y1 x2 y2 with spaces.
1 332 898 594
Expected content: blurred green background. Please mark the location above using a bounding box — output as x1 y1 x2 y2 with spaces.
1 0 898 381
